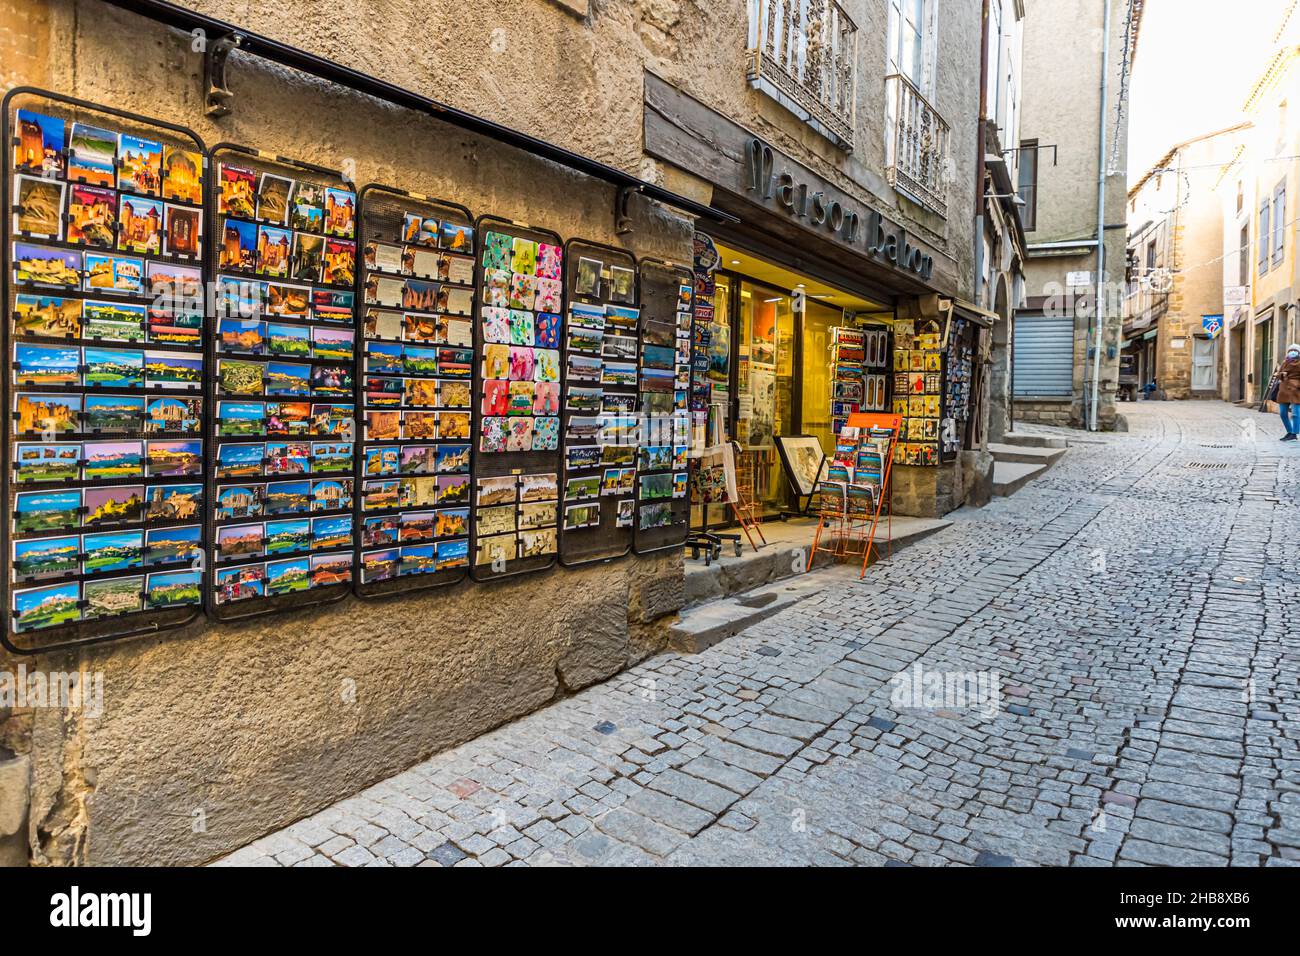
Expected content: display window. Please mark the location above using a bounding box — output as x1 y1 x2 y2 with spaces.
688 243 895 523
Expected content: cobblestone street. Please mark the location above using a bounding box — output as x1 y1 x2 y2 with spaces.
220 401 1300 868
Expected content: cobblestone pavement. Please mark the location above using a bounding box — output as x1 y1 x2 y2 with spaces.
219 400 1300 867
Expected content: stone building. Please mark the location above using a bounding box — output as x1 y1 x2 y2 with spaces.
1121 125 1250 400
0 0 992 866
1013 0 1143 429
1218 4 1300 404
978 0 1029 442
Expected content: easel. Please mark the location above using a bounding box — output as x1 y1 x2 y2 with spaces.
686 443 743 564
775 436 827 520
806 413 900 576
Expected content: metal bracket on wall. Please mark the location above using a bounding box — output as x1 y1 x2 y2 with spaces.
615 186 635 235
204 32 242 117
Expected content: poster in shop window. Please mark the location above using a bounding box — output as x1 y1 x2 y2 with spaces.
747 364 776 449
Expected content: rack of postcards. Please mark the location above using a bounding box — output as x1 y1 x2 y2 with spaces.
471 217 563 580
810 415 898 572
207 145 357 618
3 92 207 652
558 240 638 565
633 259 692 554
355 186 475 594
890 318 941 466
941 315 973 462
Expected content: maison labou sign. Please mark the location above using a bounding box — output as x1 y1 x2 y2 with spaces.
744 138 935 282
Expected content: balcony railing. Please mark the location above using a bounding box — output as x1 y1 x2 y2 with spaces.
885 73 951 217
746 0 858 150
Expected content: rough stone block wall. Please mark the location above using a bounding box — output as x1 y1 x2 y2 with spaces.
0 0 694 866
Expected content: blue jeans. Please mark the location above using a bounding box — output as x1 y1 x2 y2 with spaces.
1281 402 1300 435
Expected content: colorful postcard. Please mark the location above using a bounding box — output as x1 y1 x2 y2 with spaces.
14 343 79 386
81 395 141 438
119 135 163 195
145 569 201 608
162 146 203 204
256 226 293 277
117 194 163 254
82 440 143 480
13 581 80 631
165 204 202 258
14 393 80 436
14 294 81 338
84 576 143 619
14 243 80 287
14 174 65 239
13 534 80 580
147 439 202 477
84 485 144 526
256 174 293 225
68 123 117 187
216 565 265 604
266 518 311 555
14 110 65 177
15 489 82 534
83 252 143 294
144 525 201 566
219 164 257 218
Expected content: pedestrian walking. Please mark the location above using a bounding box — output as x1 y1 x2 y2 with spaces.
1273 344 1300 440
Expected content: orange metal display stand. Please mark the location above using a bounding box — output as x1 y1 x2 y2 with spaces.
730 442 768 552
807 413 900 578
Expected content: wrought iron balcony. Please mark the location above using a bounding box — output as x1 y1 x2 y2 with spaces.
885 73 951 217
746 0 858 150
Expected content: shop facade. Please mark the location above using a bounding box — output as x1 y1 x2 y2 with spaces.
645 78 994 521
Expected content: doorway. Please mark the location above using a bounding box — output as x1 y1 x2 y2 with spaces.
1191 336 1217 392
1230 324 1245 401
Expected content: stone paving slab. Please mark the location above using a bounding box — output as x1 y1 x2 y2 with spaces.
216 401 1300 868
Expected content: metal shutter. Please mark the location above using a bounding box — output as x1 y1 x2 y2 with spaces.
1013 314 1074 396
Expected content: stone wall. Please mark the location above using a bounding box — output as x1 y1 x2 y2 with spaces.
0 0 694 867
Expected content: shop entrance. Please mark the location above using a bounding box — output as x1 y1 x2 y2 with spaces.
694 244 891 521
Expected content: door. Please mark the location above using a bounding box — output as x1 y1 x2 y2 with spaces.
1191 336 1217 391
1231 326 1245 401
1256 317 1274 400
1012 313 1073 396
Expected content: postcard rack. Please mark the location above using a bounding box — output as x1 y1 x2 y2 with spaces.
557 238 638 566
469 216 563 582
353 185 475 596
204 144 358 621
632 258 692 555
2 89 208 654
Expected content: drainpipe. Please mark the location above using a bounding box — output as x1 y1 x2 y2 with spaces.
1088 0 1112 430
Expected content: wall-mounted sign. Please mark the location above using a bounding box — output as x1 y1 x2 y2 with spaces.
1223 285 1248 307
1202 314 1223 338
745 139 934 281
1066 271 1092 287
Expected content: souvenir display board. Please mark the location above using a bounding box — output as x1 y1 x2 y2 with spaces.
890 318 941 466
470 217 562 580
633 259 692 554
206 145 358 618
558 239 637 565
2 91 207 652
941 316 974 463
355 186 474 594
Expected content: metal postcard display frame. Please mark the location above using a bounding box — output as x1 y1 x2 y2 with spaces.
354 184 476 596
558 238 638 566
204 143 358 622
469 216 564 582
633 258 693 555
3 88 208 654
